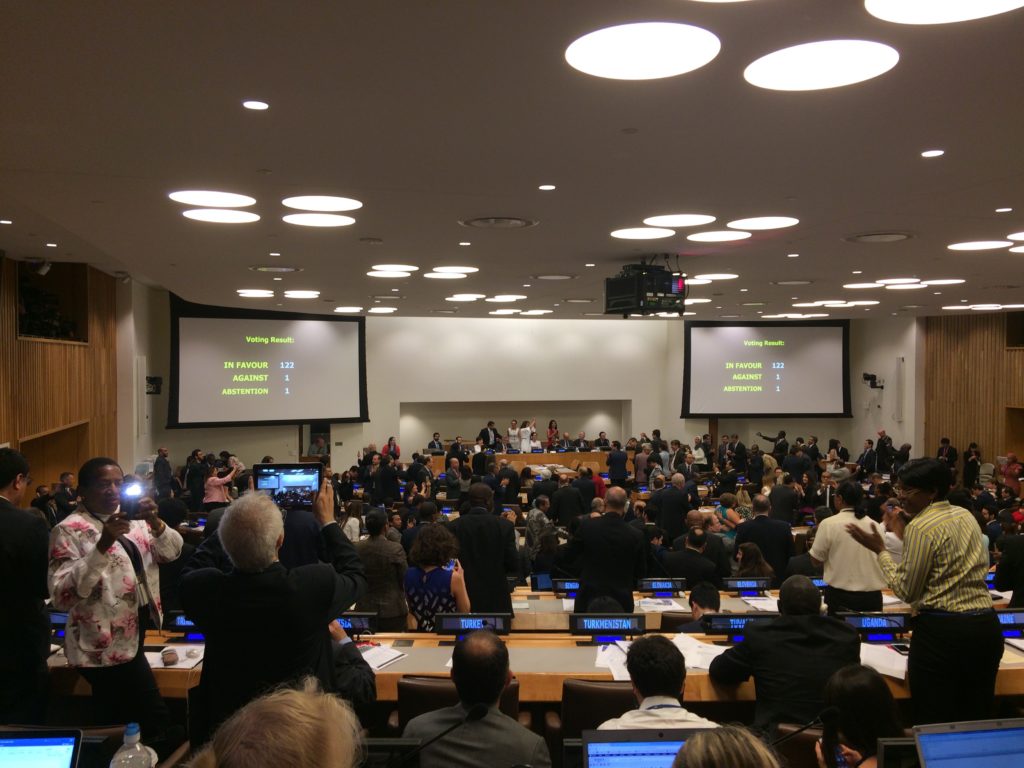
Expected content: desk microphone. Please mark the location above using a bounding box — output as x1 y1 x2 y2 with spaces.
771 706 839 746
398 703 488 764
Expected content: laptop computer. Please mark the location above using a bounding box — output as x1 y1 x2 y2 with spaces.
914 718 1024 767
0 730 82 768
581 728 697 768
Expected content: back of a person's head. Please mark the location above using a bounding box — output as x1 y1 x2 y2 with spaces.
626 635 685 700
586 595 626 613
466 482 494 509
674 725 781 768
364 508 387 537
0 448 29 489
686 528 707 549
418 501 438 523
779 575 822 616
604 486 627 513
822 664 903 762
409 523 458 568
751 494 771 515
188 678 361 768
451 630 509 707
836 480 864 513
219 492 284 572
688 582 721 613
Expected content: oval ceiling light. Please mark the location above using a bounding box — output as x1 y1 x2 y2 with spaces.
183 209 260 223
643 213 716 227
486 294 528 303
367 270 411 278
169 190 256 207
876 277 919 284
1006 231 1024 240
565 22 721 81
283 290 320 299
489 309 522 315
947 240 1012 250
921 278 965 285
282 195 363 212
237 289 274 298
694 273 739 280
367 306 398 314
334 306 363 313
432 266 479 273
611 227 676 240
970 304 1003 311
282 213 355 227
1010 245 1024 253
848 300 881 306
684 298 712 304
535 274 576 280
942 305 972 310
520 309 553 315
865 0 1024 25
885 283 929 290
446 293 485 301
685 278 712 285
743 40 899 91
242 100 269 110
921 149 945 158
538 184 557 191
843 282 884 289
372 264 419 272
687 230 751 242
727 216 799 230
423 272 467 279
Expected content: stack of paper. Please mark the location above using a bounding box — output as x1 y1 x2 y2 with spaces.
741 597 780 612
593 640 632 680
638 598 684 613
881 594 904 606
1006 638 1024 654
672 633 728 670
562 598 576 611
859 643 907 680
361 644 406 670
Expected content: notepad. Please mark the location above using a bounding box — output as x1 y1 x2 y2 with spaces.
638 598 683 613
361 644 406 670
741 596 780 612
672 633 728 670
860 642 907 680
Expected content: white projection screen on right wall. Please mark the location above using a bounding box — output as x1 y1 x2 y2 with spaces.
682 321 851 418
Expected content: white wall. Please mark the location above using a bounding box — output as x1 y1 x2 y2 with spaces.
118 286 925 471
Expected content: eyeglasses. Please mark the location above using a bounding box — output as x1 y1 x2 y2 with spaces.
895 487 922 499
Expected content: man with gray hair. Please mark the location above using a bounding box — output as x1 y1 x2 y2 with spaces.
180 479 365 745
530 467 558 504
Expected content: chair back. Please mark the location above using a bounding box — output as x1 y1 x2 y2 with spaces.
396 676 520 730
659 611 695 633
773 723 823 768
559 680 636 738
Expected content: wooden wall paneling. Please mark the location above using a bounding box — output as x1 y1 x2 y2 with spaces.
19 421 89 489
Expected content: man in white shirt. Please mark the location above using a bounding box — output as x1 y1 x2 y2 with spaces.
809 481 887 614
598 635 718 730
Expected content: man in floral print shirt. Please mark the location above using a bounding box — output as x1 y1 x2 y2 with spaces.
49 457 183 754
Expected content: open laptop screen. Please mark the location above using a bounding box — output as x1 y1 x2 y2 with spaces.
0 732 81 768
582 729 693 768
915 719 1024 767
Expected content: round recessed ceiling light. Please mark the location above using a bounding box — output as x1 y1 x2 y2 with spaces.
921 278 965 286
694 273 739 280
1009 245 1024 253
538 184 556 191
432 266 479 273
373 264 419 272
282 213 355 227
865 0 1024 25
183 209 260 223
282 195 363 212
685 278 712 285
643 213 716 228
885 283 929 290
743 40 899 91
237 289 274 298
486 294 528 303
334 306 362 313
947 240 1013 250
423 272 467 279
169 190 256 207
367 306 398 314
921 149 945 158
611 227 676 240
521 309 554 315
996 207 1013 213
367 270 411 278
535 274 576 280
242 100 269 110
876 277 919 284
489 309 522 315
565 22 721 81
844 282 885 289
684 298 712 305
283 290 319 299
727 216 799 230
687 230 751 242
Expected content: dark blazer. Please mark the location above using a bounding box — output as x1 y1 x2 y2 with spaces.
471 450 489 477
427 439 444 451
785 552 824 579
375 464 402 505
769 484 800 525
355 535 408 619
565 513 646 611
710 615 860 731
662 547 721 588
648 486 689 543
550 485 587 527
497 466 521 498
446 508 517 613
52 486 79 521
180 522 366 740
734 515 794 588
153 455 173 493
732 441 748 471
531 478 558 504
571 477 596 507
856 449 877 473
606 450 629 481
279 507 325 570
574 439 590 451
478 427 500 448
672 531 731 578
996 534 1024 608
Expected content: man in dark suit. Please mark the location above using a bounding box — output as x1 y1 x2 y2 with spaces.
477 421 500 450
593 432 611 449
565 487 646 612
496 460 521 499
530 468 558 504
574 431 590 451
936 437 958 476
0 449 51 725
571 468 596 507
550 473 586 527
374 453 402 505
662 528 721 588
445 437 468 469
709 575 860 733
995 530 1024 608
427 433 445 452
153 446 173 500
716 435 730 467
804 436 822 475
757 430 789 465
180 479 366 744
730 434 748 472
855 439 877 479
53 470 79 521
470 440 489 477
647 473 690 544
769 474 801 525
734 494 794 587
676 581 722 633
446 484 518 614
673 510 732 579
606 441 629 486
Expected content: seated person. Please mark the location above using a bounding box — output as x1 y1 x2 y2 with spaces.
784 527 825 579
598 635 718 730
736 542 775 580
676 581 721 633
663 528 721 588
190 677 361 768
708 575 860 733
817 664 903 768
403 630 551 768
328 620 376 722
404 524 470 631
673 725 781 768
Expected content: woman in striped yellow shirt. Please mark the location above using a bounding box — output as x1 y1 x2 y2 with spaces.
846 458 1002 725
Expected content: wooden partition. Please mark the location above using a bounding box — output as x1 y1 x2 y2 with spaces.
0 256 117 464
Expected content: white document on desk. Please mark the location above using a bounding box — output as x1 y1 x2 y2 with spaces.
1007 638 1024 654
741 597 780 612
672 633 728 670
638 598 683 613
144 645 205 669
512 601 531 611
361 644 406 671
991 590 1013 602
562 598 576 611
595 642 630 669
881 594 903 606
860 643 907 680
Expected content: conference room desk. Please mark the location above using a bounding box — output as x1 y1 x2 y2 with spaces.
430 451 621 477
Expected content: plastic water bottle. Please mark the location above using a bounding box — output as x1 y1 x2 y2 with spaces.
109 723 156 767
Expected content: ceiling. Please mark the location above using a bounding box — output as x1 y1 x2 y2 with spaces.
2 1 1023 320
